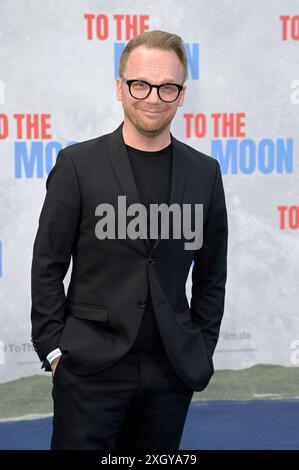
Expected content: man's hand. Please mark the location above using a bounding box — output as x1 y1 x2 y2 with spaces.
51 356 61 378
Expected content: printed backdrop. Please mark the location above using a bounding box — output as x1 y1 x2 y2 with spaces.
0 0 298 383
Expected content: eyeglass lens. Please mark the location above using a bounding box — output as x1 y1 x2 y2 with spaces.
130 81 180 102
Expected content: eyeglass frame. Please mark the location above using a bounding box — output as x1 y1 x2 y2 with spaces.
120 75 185 103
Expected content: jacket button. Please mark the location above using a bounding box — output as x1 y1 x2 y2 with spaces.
137 299 147 307
148 257 155 264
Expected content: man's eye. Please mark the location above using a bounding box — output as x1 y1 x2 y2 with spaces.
162 85 177 92
133 82 147 89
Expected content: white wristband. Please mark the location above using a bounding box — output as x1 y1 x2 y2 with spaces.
47 348 62 364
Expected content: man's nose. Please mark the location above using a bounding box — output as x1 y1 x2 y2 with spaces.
145 87 161 104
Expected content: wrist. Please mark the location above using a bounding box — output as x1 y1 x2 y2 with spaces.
51 356 61 369
47 348 62 364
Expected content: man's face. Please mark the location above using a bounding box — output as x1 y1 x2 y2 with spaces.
116 46 186 136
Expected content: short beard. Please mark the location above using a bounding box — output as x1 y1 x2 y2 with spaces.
125 108 172 137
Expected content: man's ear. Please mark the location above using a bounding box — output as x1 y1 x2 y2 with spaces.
116 78 122 102
178 83 186 107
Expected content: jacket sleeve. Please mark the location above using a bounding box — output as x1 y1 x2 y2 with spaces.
191 159 228 359
30 148 81 369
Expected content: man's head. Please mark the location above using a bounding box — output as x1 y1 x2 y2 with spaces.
116 30 187 138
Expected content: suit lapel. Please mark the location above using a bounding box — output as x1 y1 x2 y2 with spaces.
107 122 187 255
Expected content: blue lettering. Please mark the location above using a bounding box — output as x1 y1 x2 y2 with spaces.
211 138 293 175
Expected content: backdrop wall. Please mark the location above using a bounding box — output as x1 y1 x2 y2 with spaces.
0 0 298 383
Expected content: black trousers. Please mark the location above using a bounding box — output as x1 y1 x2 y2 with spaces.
50 353 194 450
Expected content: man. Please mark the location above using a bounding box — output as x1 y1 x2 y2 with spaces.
31 30 228 450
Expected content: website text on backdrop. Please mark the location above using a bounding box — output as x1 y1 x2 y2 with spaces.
31 29 228 450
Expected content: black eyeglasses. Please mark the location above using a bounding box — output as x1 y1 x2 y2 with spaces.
120 75 184 103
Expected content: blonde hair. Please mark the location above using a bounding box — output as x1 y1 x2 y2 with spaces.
119 30 187 82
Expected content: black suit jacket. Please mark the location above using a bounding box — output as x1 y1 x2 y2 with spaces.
31 121 228 391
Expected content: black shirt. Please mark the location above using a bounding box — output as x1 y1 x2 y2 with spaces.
123 141 172 362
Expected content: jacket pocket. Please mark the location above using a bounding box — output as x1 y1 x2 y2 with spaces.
66 301 111 322
175 308 192 323
52 356 64 383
